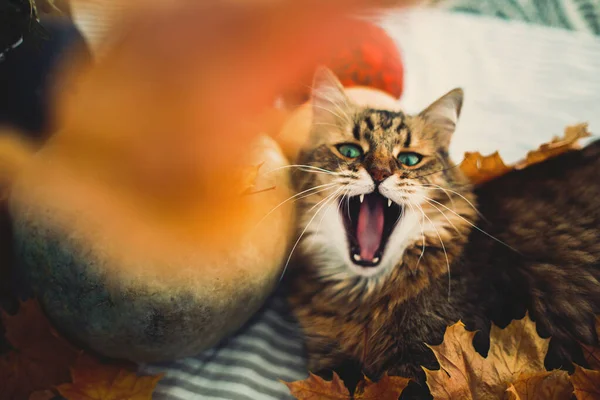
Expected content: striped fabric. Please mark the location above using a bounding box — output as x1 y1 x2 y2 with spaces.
140 294 307 400
436 0 600 35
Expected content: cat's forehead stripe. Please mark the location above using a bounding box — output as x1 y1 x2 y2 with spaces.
352 124 361 140
353 109 413 148
401 128 412 148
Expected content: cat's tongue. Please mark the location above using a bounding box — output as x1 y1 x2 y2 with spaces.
356 194 385 262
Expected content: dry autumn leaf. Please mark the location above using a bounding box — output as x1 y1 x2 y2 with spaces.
424 314 551 399
0 299 78 400
283 372 350 400
580 316 600 370
460 151 512 185
283 372 409 400
515 123 592 169
506 371 572 400
571 365 600 400
57 354 163 400
354 373 410 400
460 123 592 184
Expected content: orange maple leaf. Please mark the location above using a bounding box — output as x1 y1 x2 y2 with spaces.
514 123 591 170
56 354 163 400
580 316 600 370
354 373 410 400
283 371 409 399
571 365 600 400
506 371 572 400
460 151 512 185
460 123 592 185
0 299 78 400
283 372 350 399
424 314 557 399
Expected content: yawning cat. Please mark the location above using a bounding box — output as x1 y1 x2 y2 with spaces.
286 67 600 398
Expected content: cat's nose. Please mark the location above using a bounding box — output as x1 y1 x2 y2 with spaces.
370 167 392 184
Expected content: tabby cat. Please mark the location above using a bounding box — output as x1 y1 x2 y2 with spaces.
286 67 600 398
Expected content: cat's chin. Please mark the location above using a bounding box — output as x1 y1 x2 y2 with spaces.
340 192 403 273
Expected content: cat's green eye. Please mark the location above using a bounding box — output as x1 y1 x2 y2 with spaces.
397 152 423 167
337 144 363 159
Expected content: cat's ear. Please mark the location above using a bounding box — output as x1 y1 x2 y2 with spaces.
310 67 349 125
419 88 464 138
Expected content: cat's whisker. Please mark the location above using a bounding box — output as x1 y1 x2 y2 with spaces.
406 201 426 268
304 83 353 123
423 196 520 254
418 183 487 221
414 162 462 179
313 122 342 129
421 198 461 234
415 184 456 209
312 104 348 122
304 185 344 216
316 186 350 235
265 164 339 176
279 186 345 282
253 182 339 232
415 202 451 299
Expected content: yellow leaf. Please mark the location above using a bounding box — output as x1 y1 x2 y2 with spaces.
515 123 591 169
56 354 163 400
460 151 512 185
461 123 591 185
424 314 550 399
506 371 572 400
572 365 600 400
580 316 600 370
355 373 410 400
282 372 350 399
283 372 410 400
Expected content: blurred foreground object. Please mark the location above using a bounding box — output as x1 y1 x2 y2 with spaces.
1 0 414 361
281 19 404 107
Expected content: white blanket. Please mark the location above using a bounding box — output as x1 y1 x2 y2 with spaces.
382 9 600 164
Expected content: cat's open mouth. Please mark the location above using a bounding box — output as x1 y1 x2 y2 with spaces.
340 192 403 267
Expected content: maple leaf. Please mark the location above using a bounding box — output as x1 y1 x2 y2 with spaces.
57 354 163 400
283 372 410 400
580 316 600 370
460 151 512 185
0 299 78 400
424 314 550 399
460 123 591 185
354 373 410 400
506 371 572 400
571 365 600 400
515 123 591 170
283 372 350 399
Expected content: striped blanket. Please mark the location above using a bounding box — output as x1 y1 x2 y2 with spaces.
141 294 305 400
439 0 600 35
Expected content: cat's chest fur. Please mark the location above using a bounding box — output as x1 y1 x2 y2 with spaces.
288 244 493 381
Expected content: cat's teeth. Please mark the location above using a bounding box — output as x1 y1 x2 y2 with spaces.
359 194 364 203
353 254 361 261
372 257 380 263
388 199 392 207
